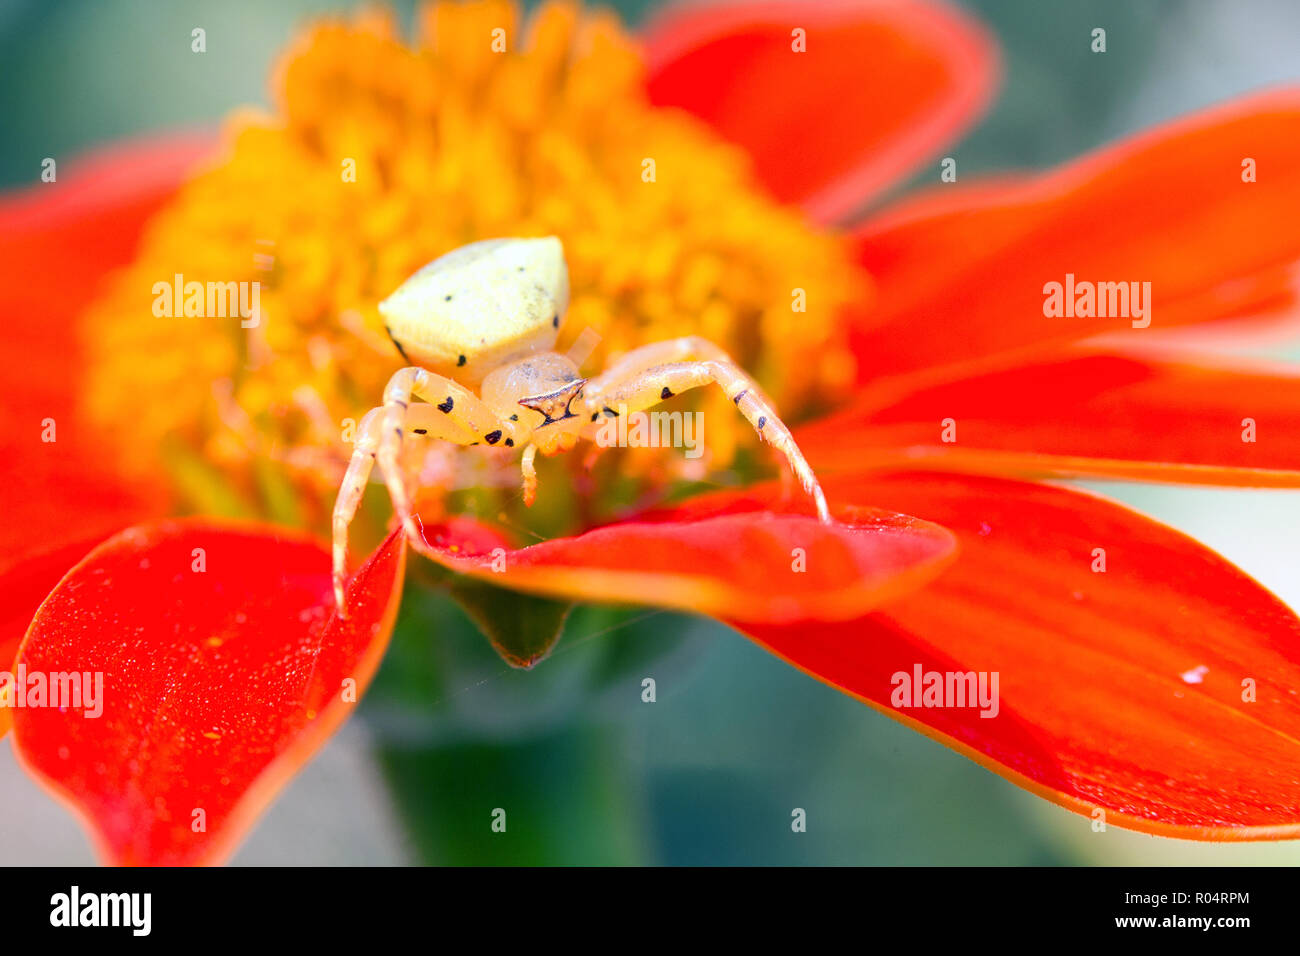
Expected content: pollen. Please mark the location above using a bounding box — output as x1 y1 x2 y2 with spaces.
83 0 867 522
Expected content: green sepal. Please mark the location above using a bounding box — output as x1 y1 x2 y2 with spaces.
448 577 573 669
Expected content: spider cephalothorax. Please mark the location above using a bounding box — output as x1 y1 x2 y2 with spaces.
332 237 831 611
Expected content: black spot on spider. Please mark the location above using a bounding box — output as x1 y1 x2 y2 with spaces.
732 389 748 405
384 325 412 364
517 266 525 272
438 396 454 413
602 406 618 418
590 412 600 422
552 314 559 329
505 438 515 447
484 430 503 445
444 295 453 302
509 414 519 421
457 354 467 367
757 417 767 430
413 428 428 435
661 387 673 399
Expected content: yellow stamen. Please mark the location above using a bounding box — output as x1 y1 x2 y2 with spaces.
84 0 867 523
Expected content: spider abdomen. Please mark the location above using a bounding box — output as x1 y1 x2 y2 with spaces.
378 236 569 385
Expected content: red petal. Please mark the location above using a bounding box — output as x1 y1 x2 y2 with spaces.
799 351 1300 486
411 506 955 625
0 133 213 569
643 0 997 222
9 520 405 865
850 88 1300 384
683 473 1300 839
0 536 113 739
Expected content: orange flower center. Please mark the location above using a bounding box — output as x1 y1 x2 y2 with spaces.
83 0 867 531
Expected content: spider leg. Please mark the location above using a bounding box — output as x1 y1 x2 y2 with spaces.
377 366 521 543
583 358 830 523
334 401 483 610
590 335 737 388
332 369 521 614
585 334 775 425
520 443 539 506
333 407 383 613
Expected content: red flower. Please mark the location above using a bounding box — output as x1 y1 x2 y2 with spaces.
4 0 1300 863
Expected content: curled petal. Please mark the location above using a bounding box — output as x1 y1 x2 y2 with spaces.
410 506 956 625
10 520 405 865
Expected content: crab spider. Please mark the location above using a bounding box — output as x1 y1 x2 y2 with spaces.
332 237 831 612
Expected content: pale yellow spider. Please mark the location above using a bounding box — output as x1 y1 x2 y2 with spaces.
332 237 831 611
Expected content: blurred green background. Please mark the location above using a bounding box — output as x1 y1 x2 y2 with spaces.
3 0 1300 864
